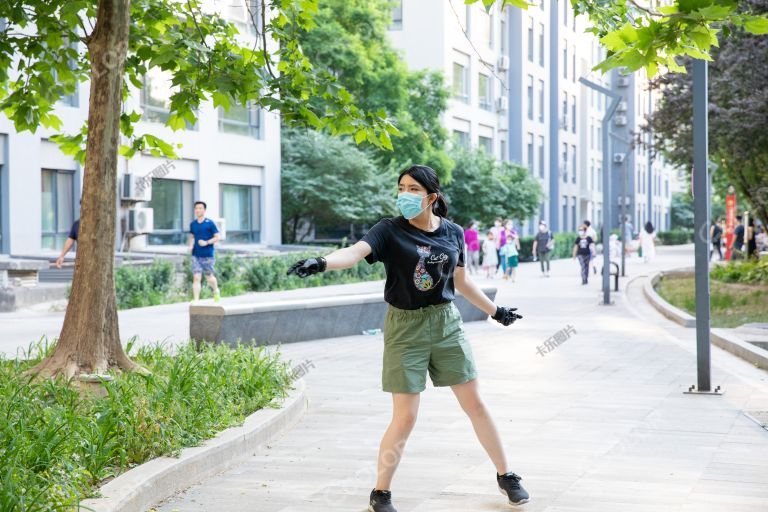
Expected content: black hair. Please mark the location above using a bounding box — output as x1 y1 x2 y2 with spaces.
736 215 743 221
584 220 591 227
398 165 448 217
194 201 207 209
644 221 654 234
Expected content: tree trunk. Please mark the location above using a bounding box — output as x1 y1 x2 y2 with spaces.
27 0 142 379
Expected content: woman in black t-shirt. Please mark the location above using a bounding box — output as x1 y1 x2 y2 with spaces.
288 165 529 512
572 224 596 285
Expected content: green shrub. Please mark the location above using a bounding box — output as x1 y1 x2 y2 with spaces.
243 252 385 292
115 259 175 309
711 258 768 285
0 339 293 511
656 229 694 245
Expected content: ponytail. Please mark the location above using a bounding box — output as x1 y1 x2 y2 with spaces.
432 191 449 218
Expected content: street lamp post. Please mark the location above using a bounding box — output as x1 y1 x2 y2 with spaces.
579 77 621 305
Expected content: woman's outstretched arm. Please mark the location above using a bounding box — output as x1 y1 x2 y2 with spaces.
323 240 373 271
453 266 497 316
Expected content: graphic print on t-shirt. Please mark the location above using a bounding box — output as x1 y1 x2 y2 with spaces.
413 245 448 291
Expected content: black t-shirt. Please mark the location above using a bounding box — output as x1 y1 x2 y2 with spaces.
69 219 80 241
734 224 745 248
574 236 594 256
362 216 465 310
712 224 722 243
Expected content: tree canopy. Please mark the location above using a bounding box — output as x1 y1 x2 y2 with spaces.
644 0 768 226
443 147 543 227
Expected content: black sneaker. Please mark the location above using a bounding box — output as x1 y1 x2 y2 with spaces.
497 471 530 506
368 488 397 512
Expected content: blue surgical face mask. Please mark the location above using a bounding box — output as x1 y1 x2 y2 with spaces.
396 192 431 220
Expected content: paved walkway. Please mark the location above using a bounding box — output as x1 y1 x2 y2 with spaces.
152 245 768 512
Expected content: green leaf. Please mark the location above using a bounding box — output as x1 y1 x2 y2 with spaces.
354 130 366 144
743 16 768 35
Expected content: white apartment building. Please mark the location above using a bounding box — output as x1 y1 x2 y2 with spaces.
389 0 511 165
389 0 674 236
0 1 281 256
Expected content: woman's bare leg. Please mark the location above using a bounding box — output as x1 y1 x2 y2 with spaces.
451 378 509 474
374 392 420 490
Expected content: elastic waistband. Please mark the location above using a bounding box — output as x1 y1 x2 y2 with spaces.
387 301 453 318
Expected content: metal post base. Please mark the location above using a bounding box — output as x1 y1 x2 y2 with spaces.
683 384 723 395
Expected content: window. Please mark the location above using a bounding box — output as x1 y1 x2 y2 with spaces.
597 160 602 191
563 0 568 25
142 68 196 129
538 23 545 66
537 136 545 177
571 95 576 133
527 133 534 172
224 0 262 36
571 145 577 183
452 62 469 103
540 0 545 10
561 92 567 129
478 135 493 154
572 48 576 82
478 73 492 111
500 16 508 55
527 75 534 120
563 45 568 79
55 41 79 107
561 143 568 183
220 184 261 243
590 120 594 150
538 79 545 122
527 18 534 62
590 159 595 189
453 130 470 149
41 169 74 250
391 0 403 29
500 139 507 160
477 7 492 48
571 196 577 230
562 196 568 231
455 2 469 32
597 125 602 150
148 178 194 245
218 102 262 138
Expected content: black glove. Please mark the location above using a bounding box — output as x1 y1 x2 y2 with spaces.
492 306 523 326
286 256 327 278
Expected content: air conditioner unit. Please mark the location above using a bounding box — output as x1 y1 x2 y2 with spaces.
121 173 152 202
213 217 227 241
128 207 154 233
496 96 509 112
614 115 628 126
613 153 626 163
497 55 510 71
617 76 630 88
617 100 628 112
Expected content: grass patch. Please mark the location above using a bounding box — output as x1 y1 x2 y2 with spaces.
656 276 768 328
0 338 294 511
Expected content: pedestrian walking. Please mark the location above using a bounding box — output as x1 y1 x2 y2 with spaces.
287 165 530 512
490 217 504 273
731 215 745 260
502 223 520 282
623 215 634 255
747 217 758 259
55 219 80 268
188 201 221 302
481 230 499 279
532 220 553 277
464 221 480 274
584 219 598 274
710 218 723 261
639 221 656 263
572 225 595 285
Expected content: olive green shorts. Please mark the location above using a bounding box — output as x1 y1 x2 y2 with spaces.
382 301 478 393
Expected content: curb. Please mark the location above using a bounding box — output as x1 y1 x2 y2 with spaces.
711 329 768 371
643 271 696 328
79 377 308 512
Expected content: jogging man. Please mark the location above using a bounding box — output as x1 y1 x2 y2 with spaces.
188 201 220 302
